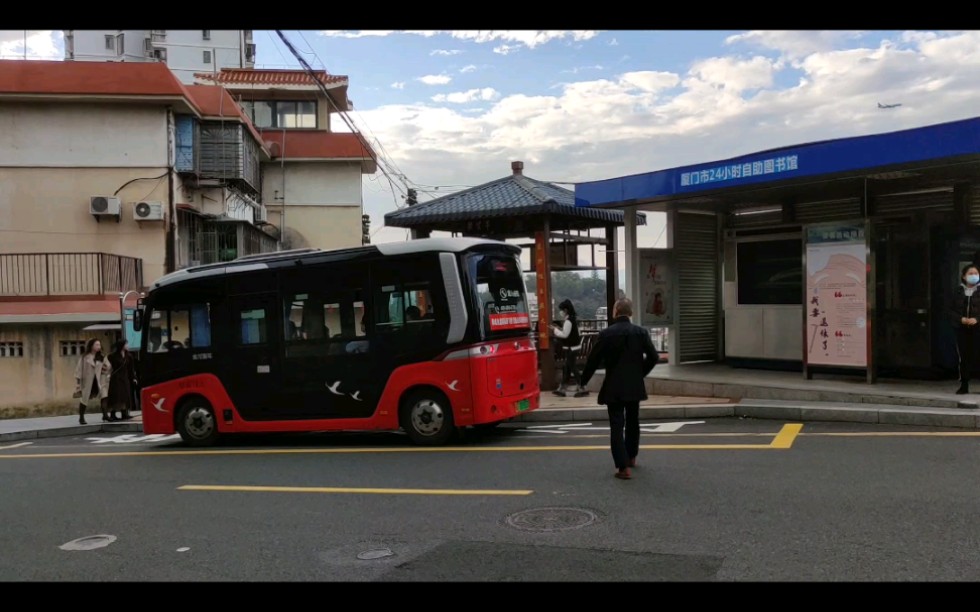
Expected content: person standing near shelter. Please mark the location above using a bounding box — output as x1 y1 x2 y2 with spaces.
551 298 588 397
949 264 980 397
580 298 660 480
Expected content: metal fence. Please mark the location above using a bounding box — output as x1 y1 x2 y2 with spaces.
536 319 671 372
0 253 143 296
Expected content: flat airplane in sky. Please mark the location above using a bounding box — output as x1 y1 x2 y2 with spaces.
878 102 902 109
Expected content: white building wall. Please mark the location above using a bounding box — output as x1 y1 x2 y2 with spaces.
64 30 248 84
0 102 168 167
261 162 363 206
159 30 244 83
66 30 149 62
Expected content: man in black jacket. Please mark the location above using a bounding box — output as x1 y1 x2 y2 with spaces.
580 298 660 480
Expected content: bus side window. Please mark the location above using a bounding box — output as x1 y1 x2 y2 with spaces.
237 308 267 345
148 303 212 352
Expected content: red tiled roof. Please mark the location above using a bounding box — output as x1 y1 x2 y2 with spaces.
182 84 266 149
0 59 188 97
260 130 377 171
195 68 348 86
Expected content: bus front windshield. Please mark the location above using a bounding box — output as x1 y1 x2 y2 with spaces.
468 252 531 339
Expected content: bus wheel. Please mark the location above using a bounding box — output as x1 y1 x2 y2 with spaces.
176 399 220 447
401 390 455 446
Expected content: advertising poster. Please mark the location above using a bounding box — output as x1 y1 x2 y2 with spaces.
805 224 867 367
639 249 673 326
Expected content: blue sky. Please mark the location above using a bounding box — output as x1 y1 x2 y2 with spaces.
2 29 977 268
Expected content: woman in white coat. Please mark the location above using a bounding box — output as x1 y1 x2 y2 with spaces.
73 338 110 425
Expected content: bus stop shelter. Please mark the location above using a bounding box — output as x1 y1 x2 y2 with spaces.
573 116 980 384
384 161 645 389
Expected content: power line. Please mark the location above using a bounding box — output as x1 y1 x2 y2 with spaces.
274 30 411 210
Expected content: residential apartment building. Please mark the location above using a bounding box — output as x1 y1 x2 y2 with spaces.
0 59 377 410
63 30 255 84
194 68 377 251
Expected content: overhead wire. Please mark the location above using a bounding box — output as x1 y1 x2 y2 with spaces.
274 30 411 210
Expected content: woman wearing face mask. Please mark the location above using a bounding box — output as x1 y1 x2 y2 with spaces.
551 298 588 397
949 264 980 395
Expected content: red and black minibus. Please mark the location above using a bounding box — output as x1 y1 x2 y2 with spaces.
134 238 539 446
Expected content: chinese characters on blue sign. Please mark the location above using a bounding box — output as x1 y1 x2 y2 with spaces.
680 155 799 187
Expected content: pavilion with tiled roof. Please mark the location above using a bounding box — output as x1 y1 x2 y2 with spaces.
385 161 646 389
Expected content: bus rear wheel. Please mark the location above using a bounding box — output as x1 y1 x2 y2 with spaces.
176 399 220 447
401 390 455 446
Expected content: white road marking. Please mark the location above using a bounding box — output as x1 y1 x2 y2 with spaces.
177 547 190 552
87 434 182 444
519 421 707 434
0 442 33 450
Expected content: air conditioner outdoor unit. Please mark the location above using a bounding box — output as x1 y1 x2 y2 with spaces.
255 205 268 224
90 196 121 216
134 201 165 221
152 48 167 61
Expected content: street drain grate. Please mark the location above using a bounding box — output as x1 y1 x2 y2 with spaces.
504 507 599 532
59 535 117 551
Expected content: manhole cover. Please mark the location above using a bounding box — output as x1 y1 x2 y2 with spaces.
357 548 394 560
504 507 599 532
59 535 117 551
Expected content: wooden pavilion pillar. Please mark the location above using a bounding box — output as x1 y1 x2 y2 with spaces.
535 216 557 390
605 224 618 324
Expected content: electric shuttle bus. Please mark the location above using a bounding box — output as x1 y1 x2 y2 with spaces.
134 238 539 446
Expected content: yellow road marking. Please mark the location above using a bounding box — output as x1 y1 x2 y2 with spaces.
0 424 803 458
770 423 803 448
179 484 532 496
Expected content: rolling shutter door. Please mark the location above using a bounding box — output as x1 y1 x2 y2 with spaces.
676 212 719 362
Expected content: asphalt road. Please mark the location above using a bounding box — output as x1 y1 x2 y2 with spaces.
2 417 979 582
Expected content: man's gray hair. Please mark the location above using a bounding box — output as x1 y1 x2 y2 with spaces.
613 298 633 317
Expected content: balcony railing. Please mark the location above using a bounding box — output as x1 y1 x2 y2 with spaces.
0 253 143 297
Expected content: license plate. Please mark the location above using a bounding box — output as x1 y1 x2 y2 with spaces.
516 399 530 412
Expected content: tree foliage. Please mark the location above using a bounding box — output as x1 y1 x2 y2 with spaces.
524 270 608 321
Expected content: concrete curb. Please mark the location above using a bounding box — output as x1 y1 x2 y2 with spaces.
0 421 142 443
3 398 979 442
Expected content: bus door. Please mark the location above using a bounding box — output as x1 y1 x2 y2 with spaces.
225 292 283 420
279 262 374 419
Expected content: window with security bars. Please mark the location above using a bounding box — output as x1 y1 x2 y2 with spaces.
0 342 24 358
60 341 87 357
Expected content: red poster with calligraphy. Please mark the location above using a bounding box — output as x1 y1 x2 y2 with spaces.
805 225 867 367
534 231 549 349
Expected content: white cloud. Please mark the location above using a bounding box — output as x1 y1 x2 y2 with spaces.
320 30 601 51
432 88 500 103
431 49 462 56
460 65 478 73
609 38 619 46
0 30 62 60
493 44 522 56
561 65 605 75
319 30 396 38
725 30 866 60
391 82 405 89
417 74 452 85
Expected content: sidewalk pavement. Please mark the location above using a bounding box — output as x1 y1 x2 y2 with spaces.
2 391 979 444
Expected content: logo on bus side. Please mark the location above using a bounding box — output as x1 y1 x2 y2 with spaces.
499 288 521 301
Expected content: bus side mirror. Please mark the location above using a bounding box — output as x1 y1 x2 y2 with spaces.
133 309 144 332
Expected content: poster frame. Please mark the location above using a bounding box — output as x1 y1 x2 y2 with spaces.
802 219 872 380
638 247 674 327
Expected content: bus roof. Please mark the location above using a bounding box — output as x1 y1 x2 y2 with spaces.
150 237 520 290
